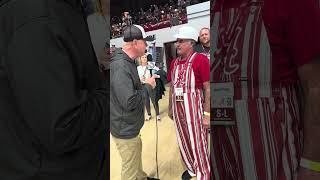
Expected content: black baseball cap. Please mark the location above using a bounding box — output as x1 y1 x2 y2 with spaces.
123 25 155 42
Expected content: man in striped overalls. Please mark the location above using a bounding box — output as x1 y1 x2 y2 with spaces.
211 0 320 179
168 26 211 180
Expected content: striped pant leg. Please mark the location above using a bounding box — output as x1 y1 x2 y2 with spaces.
211 124 244 180
173 100 196 176
184 92 211 180
211 90 301 180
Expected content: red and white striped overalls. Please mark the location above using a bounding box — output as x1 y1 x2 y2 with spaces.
211 0 302 180
171 52 211 180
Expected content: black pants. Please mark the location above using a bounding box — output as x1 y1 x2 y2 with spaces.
143 84 159 116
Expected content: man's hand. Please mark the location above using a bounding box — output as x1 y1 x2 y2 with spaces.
297 55 320 179
202 81 210 129
98 47 111 70
203 114 210 129
140 76 145 83
168 83 174 120
144 76 156 89
298 56 320 162
298 167 320 180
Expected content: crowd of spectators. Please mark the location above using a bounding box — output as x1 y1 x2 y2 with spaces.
111 0 208 39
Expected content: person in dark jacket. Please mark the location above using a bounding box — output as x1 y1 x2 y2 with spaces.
0 0 108 180
193 27 210 60
110 24 157 180
154 65 167 103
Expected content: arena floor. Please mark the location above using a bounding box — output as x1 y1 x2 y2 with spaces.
110 93 199 180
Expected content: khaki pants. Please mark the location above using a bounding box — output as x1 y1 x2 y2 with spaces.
112 135 147 180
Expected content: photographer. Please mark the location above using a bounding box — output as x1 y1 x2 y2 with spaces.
137 54 161 121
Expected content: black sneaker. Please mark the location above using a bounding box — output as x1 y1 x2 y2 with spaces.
181 170 192 180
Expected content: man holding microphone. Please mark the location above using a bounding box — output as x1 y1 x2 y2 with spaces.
110 24 158 180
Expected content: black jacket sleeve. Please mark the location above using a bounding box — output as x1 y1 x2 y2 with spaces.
5 18 107 155
111 64 144 111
